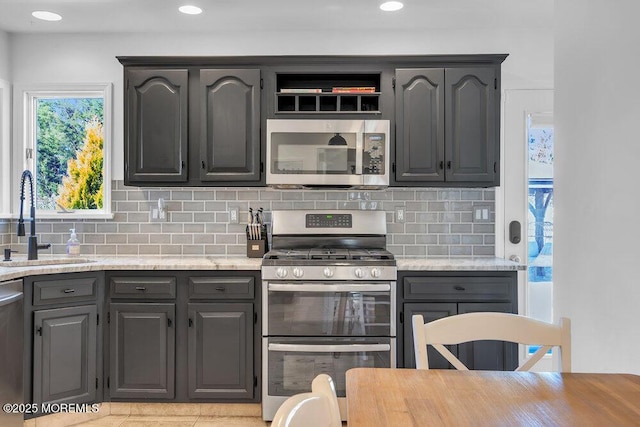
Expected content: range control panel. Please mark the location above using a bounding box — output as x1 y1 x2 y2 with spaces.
306 213 352 228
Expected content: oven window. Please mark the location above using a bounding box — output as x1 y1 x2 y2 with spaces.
267 289 391 336
271 132 357 175
267 337 392 397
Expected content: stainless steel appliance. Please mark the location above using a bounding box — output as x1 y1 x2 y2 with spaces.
266 119 390 189
0 280 24 427
261 210 396 421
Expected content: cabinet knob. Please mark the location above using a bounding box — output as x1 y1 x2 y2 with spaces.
439 161 444 170
215 286 226 292
201 161 206 169
447 161 452 169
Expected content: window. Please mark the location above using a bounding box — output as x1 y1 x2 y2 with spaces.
526 112 554 356
0 79 10 216
17 83 112 218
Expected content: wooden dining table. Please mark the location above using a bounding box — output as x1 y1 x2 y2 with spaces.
346 368 640 426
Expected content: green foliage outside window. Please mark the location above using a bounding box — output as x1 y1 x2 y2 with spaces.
35 98 104 209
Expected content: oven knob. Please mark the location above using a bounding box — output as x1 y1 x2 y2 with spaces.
354 268 365 278
276 267 288 279
323 267 334 278
293 267 304 278
370 267 382 278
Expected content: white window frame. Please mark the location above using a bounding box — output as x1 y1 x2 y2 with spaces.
0 78 11 218
13 83 113 219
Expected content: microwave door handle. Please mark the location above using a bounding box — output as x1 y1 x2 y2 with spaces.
268 343 391 353
268 283 391 292
355 130 363 175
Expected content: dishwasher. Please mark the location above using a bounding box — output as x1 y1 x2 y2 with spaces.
0 279 23 427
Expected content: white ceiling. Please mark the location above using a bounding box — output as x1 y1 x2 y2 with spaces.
0 0 553 34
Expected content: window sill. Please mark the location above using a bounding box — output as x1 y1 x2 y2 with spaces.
5 212 115 220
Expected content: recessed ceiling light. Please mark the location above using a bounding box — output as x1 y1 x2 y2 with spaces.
179 5 203 15
31 11 62 21
380 1 404 12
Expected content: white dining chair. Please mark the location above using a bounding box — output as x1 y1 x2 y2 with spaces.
412 312 571 372
271 373 342 427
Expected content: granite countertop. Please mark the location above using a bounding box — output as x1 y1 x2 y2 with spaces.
396 256 526 271
0 255 525 282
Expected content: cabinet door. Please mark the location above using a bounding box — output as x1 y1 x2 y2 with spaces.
187 303 254 399
125 69 189 183
445 67 497 183
33 305 97 405
457 302 517 371
199 69 261 183
109 303 175 399
395 69 445 182
403 303 457 369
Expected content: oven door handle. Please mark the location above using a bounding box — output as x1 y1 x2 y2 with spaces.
268 343 391 353
267 283 390 292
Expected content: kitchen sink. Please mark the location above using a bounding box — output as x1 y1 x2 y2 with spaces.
1 257 95 267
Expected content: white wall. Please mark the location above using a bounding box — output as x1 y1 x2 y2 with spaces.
0 30 9 80
555 0 640 374
9 28 553 180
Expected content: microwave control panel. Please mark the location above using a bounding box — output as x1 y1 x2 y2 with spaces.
364 133 385 175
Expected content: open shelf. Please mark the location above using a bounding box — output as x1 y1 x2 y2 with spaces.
275 73 381 114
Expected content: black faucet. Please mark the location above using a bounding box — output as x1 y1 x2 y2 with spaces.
17 170 51 260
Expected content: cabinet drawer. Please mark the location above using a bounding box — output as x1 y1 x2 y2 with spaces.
110 277 176 299
188 277 254 300
33 277 98 306
403 276 513 302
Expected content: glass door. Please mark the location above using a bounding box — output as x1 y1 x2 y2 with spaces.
499 89 555 371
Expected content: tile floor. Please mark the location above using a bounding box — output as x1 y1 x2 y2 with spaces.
22 403 269 427
69 415 269 426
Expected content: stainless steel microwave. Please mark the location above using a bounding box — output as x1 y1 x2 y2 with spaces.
266 119 390 189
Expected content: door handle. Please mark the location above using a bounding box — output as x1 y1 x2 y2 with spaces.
509 220 521 244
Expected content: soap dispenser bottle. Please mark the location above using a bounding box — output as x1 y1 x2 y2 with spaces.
67 228 80 256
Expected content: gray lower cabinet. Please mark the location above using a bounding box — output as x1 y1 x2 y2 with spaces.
23 272 103 417
106 271 260 402
394 66 500 186
187 303 254 399
399 272 517 370
33 305 98 405
109 303 175 399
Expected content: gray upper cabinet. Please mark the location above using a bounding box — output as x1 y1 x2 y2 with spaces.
199 69 261 182
394 66 500 187
33 305 98 405
395 69 445 182
120 55 505 187
445 68 497 184
125 69 189 184
120 58 263 186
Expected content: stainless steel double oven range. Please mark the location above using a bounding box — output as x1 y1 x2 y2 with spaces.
261 210 397 420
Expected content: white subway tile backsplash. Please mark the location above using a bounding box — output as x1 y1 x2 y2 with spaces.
2 182 495 257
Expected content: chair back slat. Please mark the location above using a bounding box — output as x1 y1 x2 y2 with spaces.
413 312 571 372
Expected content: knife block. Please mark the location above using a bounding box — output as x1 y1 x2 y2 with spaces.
246 239 266 258
246 224 267 258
